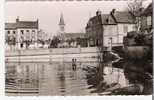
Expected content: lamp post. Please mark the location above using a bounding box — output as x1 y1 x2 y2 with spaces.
109 37 112 52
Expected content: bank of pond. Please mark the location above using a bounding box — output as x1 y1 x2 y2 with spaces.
82 59 153 95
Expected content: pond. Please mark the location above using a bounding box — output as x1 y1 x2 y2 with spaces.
5 60 152 96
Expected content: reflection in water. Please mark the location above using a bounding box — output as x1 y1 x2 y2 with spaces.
123 61 153 95
84 60 152 95
57 63 66 95
5 62 96 96
5 60 152 96
5 63 39 96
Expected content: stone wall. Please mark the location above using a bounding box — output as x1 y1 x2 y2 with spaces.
5 47 100 62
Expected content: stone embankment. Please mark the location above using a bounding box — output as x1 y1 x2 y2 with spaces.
5 47 100 62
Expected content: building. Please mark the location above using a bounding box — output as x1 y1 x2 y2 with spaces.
57 13 87 48
58 32 87 48
140 3 153 33
61 33 85 41
37 29 46 41
123 3 153 47
5 17 39 50
61 33 87 47
85 9 136 50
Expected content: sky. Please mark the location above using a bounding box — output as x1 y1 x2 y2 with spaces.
5 0 152 37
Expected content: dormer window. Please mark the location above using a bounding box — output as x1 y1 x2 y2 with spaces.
7 31 10 34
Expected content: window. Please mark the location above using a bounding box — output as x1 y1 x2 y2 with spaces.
147 16 151 26
89 21 92 26
32 30 35 33
7 31 10 34
109 27 114 35
26 30 30 40
20 30 24 34
13 31 16 34
123 25 128 33
89 38 94 47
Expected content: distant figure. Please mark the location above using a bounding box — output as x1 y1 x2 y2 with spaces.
72 58 77 70
75 58 77 62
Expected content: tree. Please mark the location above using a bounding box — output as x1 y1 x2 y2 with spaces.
127 0 143 16
66 38 75 47
127 0 143 31
49 36 60 48
134 33 145 45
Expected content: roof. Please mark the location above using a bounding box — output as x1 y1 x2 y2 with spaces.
61 33 85 39
101 14 116 25
142 3 152 16
5 20 38 29
86 11 135 27
113 11 135 23
59 13 65 25
5 23 16 29
16 21 38 28
86 14 116 28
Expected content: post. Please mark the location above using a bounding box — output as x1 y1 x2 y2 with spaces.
87 38 90 47
109 37 112 52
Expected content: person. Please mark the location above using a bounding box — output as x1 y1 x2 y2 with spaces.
72 58 76 70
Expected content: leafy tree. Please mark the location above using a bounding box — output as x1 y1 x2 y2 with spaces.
49 36 60 48
66 38 75 47
134 33 145 45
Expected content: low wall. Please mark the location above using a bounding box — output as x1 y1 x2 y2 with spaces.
5 47 100 62
6 47 99 56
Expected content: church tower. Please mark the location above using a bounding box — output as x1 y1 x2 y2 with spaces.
59 13 65 33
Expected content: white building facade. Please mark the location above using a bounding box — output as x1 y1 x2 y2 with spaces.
5 18 39 50
103 24 135 47
86 9 136 49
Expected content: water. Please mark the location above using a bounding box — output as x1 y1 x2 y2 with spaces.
5 60 152 96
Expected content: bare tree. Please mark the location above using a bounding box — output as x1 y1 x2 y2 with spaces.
127 0 143 31
127 0 143 16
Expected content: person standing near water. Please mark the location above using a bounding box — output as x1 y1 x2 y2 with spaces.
72 58 77 70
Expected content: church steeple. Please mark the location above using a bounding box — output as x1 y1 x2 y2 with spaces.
59 13 65 33
59 13 65 25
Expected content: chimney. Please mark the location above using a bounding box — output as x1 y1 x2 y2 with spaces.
96 9 102 16
37 19 39 23
16 16 19 22
111 9 116 15
36 19 39 29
